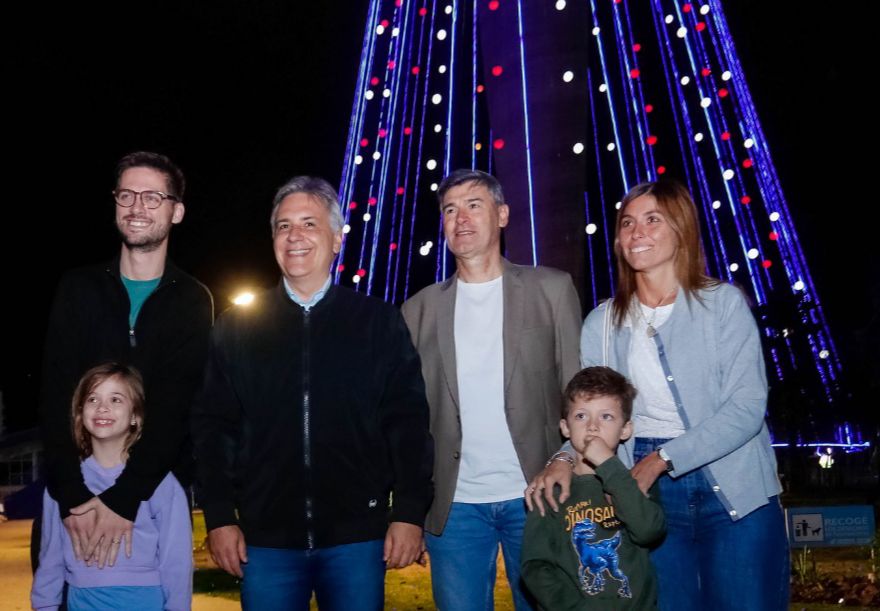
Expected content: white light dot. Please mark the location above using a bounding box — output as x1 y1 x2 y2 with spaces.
437 29 447 41
430 183 438 192
376 25 385 35
352 274 361 283
586 223 597 235
615 201 622 210
747 248 759 259
419 246 430 256
573 142 585 154
392 27 400 37
342 224 351 234
700 97 711 108
562 70 574 83
769 212 780 222
592 26 600 36
700 4 710 15
665 14 674 24
445 5 453 14
555 0 566 9
438 64 447 74
606 142 615 151
819 350 830 359
723 169 735 180
426 159 438 170
680 76 690 86
434 123 443 133
793 280 805 291
426 241 433 248
365 90 375 100
232 292 255 306
372 151 381 160
744 138 755 149
729 263 739 272
432 93 442 104
694 132 704 142
712 200 721 209
383 88 391 98
722 70 732 81
676 26 687 38
354 155 364 165
363 213 372 221
599 83 608 93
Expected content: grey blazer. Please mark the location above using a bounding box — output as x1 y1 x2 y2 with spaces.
401 259 581 535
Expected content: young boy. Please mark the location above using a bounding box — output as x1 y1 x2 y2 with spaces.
521 366 665 610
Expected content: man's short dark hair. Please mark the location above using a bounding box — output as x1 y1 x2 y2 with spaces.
115 151 186 200
437 169 505 208
562 366 637 421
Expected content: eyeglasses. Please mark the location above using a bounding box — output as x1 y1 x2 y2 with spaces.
113 189 179 209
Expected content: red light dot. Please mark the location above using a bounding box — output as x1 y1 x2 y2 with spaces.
396 187 405 195
337 264 345 272
742 159 753 168
370 76 380 86
630 69 640 79
762 260 772 269
360 138 369 147
380 19 390 28
403 127 412 135
411 66 420 75
357 269 367 277
769 231 779 241
718 88 729 98
395 0 401 6
741 196 751 205
368 197 377 206
696 22 706 32
646 135 658 146
387 60 396 70
701 67 711 77
491 65 503 77
614 0 621 4
476 84 485 93
721 131 731 141
349 202 358 210
645 104 654 113
493 138 505 150
683 3 692 13
390 243 398 251
633 43 642 52
488 0 500 9
378 128 387 138
657 165 667 175
419 7 427 16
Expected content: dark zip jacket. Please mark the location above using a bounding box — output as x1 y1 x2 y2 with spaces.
39 258 214 520
192 282 434 549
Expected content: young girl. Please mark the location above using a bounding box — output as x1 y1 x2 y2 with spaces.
31 362 192 611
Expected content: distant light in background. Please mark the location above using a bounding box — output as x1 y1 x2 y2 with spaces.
232 292 255 306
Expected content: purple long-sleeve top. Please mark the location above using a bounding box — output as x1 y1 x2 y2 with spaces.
31 456 193 610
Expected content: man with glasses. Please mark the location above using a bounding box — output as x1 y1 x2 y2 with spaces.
37 151 213 572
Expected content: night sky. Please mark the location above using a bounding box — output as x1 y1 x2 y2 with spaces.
1 1 875 432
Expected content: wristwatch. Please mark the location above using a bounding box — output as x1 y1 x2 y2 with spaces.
657 447 675 472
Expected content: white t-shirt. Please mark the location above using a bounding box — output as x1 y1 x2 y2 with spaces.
627 301 686 438
453 276 526 502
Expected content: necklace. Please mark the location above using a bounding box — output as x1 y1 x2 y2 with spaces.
636 287 678 337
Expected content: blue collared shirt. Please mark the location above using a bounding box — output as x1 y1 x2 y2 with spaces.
283 275 332 311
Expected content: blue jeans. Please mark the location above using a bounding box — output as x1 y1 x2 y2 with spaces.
241 540 385 611
634 438 790 611
426 499 534 611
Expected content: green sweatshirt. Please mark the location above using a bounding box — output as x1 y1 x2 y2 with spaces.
521 456 666 610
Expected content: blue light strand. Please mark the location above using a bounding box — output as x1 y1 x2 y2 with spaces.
585 67 615 297
515 0 538 265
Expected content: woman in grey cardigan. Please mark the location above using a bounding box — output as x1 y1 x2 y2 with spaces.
526 180 788 610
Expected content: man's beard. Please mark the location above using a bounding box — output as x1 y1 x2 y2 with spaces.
116 217 169 253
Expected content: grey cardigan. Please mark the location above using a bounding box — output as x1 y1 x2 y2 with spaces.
580 282 782 521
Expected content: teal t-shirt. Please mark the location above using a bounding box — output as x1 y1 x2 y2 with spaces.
121 276 161 327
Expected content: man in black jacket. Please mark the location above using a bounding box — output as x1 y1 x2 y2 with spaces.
38 151 213 568
192 176 433 610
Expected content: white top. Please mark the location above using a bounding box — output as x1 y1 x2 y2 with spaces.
453 276 526 502
626 301 686 438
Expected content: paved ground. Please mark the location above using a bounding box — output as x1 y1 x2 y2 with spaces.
0 518 239 611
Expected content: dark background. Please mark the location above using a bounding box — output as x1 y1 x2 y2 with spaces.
1 1 875 433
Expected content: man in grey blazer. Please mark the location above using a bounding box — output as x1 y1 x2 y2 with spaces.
401 169 581 610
